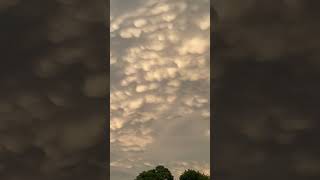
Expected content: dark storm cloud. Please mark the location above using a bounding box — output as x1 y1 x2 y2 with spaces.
213 0 320 179
0 0 107 179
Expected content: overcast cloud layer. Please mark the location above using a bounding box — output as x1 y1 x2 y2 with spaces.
213 0 320 179
0 0 107 179
110 0 210 179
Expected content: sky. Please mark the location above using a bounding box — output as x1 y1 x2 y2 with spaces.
4 1 320 180
213 0 320 179
110 0 210 179
0 0 107 179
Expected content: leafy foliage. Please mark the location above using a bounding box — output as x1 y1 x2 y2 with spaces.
179 169 210 180
135 166 174 180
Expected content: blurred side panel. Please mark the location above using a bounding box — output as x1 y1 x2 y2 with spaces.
0 0 108 179
212 0 320 179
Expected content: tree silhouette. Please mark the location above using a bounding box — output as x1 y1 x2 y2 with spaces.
179 169 210 180
135 165 174 180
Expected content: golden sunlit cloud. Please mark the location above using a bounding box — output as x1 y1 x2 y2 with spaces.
110 0 210 179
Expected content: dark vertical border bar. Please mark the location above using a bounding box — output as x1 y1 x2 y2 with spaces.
211 1 320 180
210 0 216 179
0 0 109 179
106 0 110 179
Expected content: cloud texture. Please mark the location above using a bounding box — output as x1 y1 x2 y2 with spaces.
213 0 320 179
110 0 210 179
0 0 107 179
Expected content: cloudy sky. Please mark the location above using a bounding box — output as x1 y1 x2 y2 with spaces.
4 0 320 180
0 0 107 179
110 0 210 179
213 0 320 179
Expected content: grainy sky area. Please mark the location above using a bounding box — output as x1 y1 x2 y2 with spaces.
213 0 320 179
110 0 210 179
0 0 107 179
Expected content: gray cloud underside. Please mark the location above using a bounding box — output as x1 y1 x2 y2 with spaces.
110 0 210 179
213 0 320 179
0 0 107 179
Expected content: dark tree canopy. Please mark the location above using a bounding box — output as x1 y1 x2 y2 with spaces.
179 169 210 180
135 166 174 180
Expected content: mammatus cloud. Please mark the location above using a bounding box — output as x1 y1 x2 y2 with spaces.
110 0 210 179
0 0 107 179
213 0 320 179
